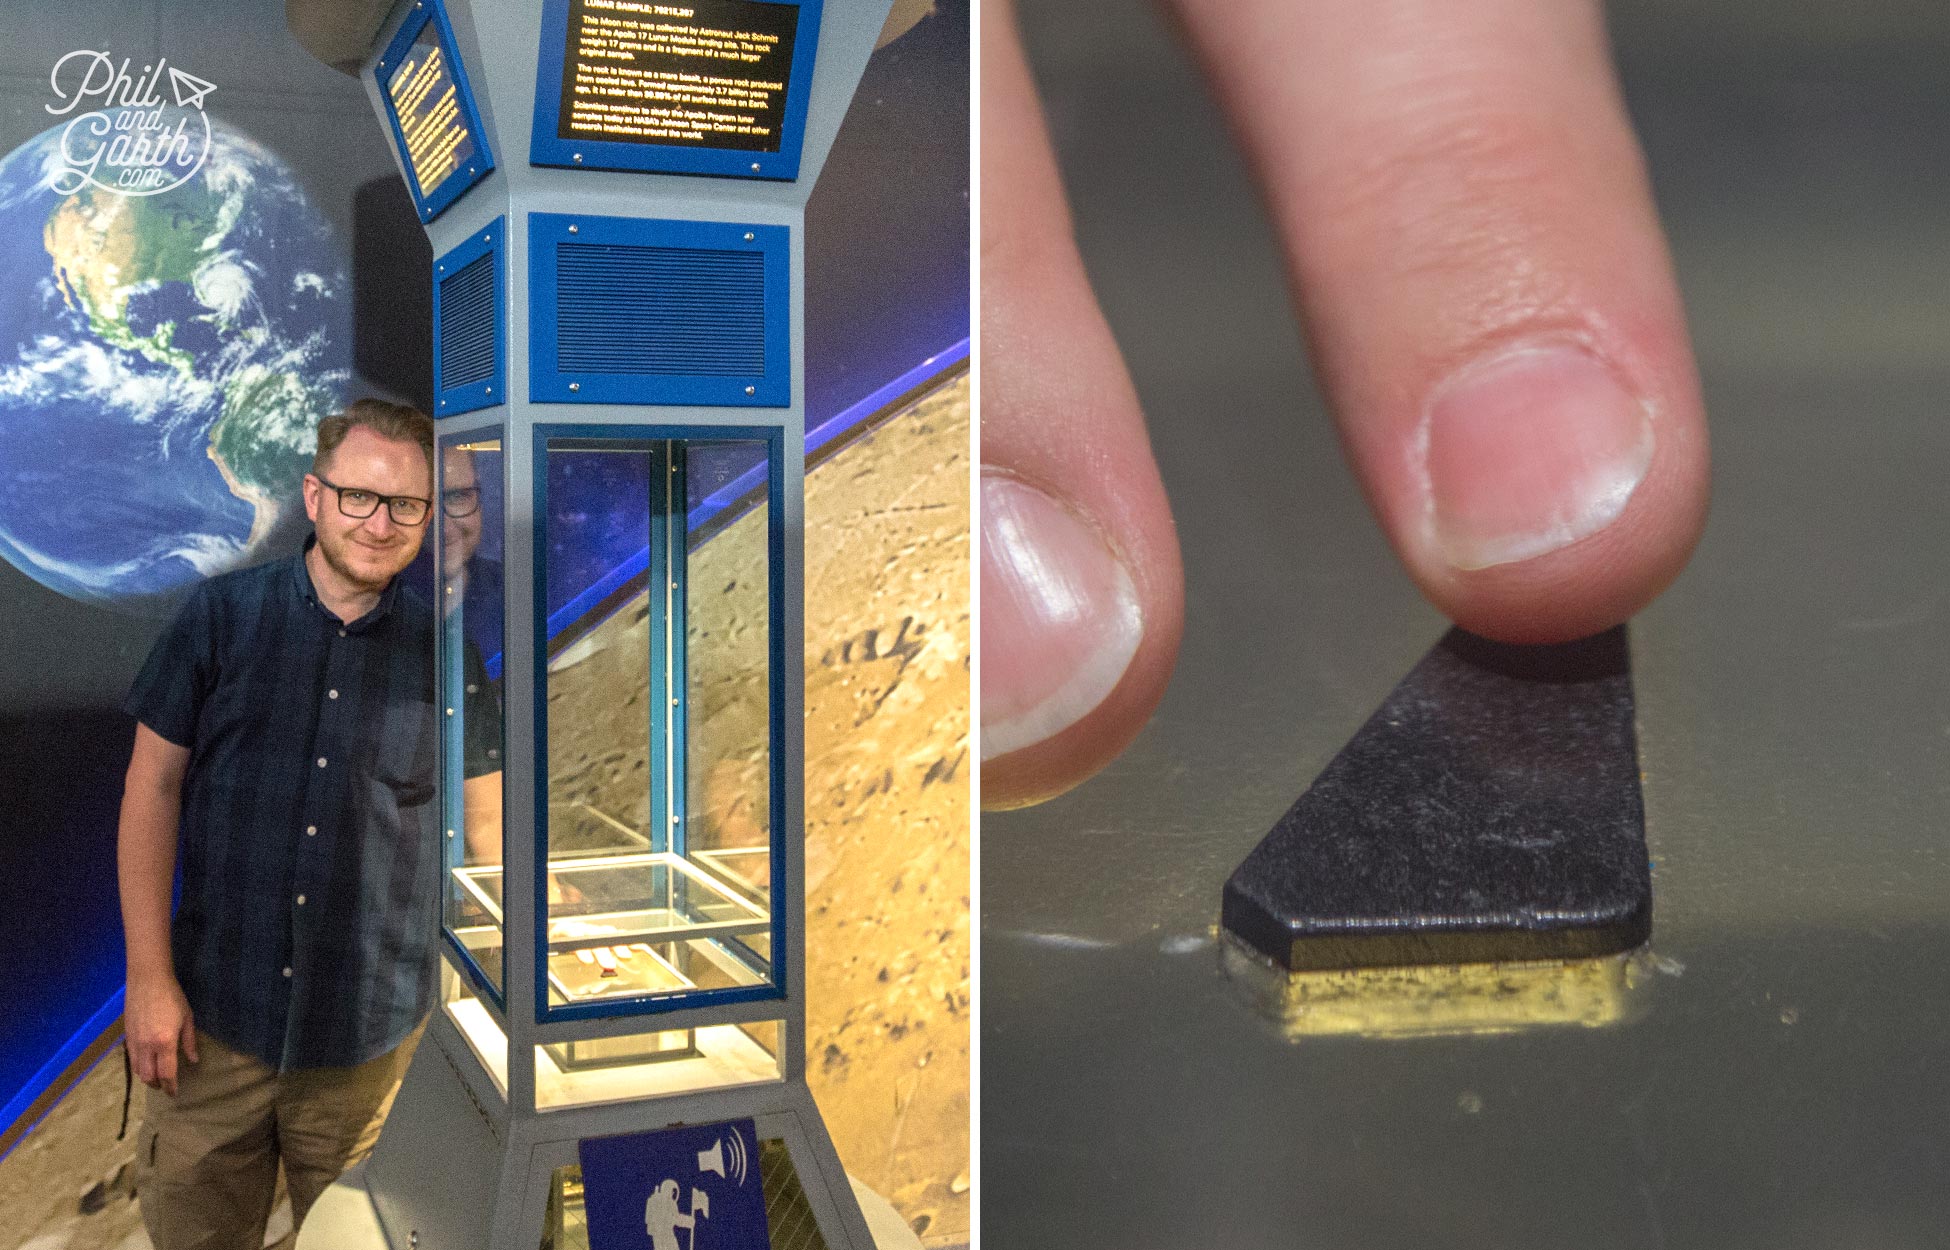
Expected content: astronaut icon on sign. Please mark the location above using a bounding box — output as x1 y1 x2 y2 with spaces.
644 1177 709 1250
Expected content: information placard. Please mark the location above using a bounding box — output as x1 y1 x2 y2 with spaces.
559 0 798 153
530 0 822 179
389 23 479 194
376 0 495 222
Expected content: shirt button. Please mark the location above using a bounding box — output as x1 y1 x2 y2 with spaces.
328 689 339 700
305 825 317 836
338 629 347 638
466 684 479 694
487 748 500 760
296 894 306 906
316 757 328 768
282 967 293 978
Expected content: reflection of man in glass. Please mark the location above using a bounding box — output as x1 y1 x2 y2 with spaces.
441 445 505 862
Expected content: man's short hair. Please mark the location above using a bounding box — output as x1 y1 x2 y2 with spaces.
312 399 435 476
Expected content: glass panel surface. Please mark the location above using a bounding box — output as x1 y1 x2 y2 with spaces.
539 437 777 1012
533 1019 785 1111
440 432 506 996
685 442 774 914
439 958 508 1099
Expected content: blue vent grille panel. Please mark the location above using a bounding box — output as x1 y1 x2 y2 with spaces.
556 243 767 377
438 251 497 391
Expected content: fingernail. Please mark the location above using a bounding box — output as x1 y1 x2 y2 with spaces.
1422 343 1655 571
981 473 1143 761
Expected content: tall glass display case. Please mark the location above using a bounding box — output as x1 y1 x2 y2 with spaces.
437 430 791 1096
342 0 899 1245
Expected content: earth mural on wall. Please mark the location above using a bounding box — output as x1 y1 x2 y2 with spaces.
0 119 348 613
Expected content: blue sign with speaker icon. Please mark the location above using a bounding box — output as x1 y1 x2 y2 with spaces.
578 1118 771 1250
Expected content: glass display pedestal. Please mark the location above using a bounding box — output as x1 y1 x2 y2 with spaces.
311 0 907 1243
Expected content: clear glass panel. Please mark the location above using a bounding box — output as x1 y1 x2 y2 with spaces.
533 1020 784 1111
439 958 508 1100
533 437 776 1013
544 1022 697 1072
439 433 506 996
685 442 774 918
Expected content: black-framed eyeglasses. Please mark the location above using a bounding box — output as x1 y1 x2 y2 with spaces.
312 474 432 526
442 486 482 518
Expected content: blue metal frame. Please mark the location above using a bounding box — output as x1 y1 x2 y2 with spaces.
668 445 690 856
375 0 496 223
532 424 789 1023
646 443 671 855
527 212 791 408
528 0 824 181
432 218 507 418
437 424 509 1017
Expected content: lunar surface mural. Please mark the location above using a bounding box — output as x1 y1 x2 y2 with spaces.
0 120 348 612
798 376 970 1244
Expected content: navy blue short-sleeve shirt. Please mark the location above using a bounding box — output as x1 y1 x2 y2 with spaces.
125 540 441 1070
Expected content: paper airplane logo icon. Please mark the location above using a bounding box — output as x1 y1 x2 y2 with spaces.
167 67 216 109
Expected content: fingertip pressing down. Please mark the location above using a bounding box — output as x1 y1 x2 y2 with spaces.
1404 330 1710 644
1163 0 1712 644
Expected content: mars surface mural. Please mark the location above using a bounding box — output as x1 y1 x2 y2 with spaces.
0 118 347 612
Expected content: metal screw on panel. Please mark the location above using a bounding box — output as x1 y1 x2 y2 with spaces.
486 386 493 395
568 224 579 234
573 152 584 163
569 382 581 392
671 698 679 706
744 386 756 395
750 162 760 172
438 264 445 272
743 232 754 241
440 399 447 408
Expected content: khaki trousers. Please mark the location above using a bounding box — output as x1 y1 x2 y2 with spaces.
134 1018 427 1250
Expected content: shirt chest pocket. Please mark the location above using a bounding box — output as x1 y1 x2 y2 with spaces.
362 695 438 807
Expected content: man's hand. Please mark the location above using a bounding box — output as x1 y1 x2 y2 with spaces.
125 972 199 1096
119 723 195 1094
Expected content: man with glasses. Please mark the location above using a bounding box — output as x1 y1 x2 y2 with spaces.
118 398 442 1250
